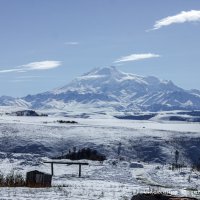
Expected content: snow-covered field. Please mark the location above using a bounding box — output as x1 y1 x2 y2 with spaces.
0 112 200 199
0 156 200 199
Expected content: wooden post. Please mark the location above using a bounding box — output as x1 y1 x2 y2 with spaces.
51 162 54 176
79 164 81 177
44 161 88 178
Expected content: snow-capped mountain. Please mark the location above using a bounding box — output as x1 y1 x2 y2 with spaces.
1 66 200 112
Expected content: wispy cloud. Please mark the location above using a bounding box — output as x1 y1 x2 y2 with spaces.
150 10 200 30
23 61 61 70
0 69 22 73
17 75 42 79
64 41 79 45
114 53 160 63
0 60 61 73
10 79 35 82
10 75 42 82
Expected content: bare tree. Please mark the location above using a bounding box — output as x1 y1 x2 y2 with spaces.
175 150 179 165
117 142 122 157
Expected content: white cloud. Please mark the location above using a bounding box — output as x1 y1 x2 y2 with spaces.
114 53 160 63
64 41 79 45
0 69 22 73
23 61 61 70
151 10 200 30
0 60 61 73
17 75 42 79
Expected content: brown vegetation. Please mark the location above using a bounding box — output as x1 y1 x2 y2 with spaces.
131 193 197 200
55 147 106 161
0 171 25 187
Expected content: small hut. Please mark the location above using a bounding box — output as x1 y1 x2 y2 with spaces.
26 170 52 187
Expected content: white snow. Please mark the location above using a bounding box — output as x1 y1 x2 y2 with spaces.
0 112 200 199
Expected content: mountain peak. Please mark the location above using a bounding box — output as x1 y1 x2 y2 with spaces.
85 66 121 77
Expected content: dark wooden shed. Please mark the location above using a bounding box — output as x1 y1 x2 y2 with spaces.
26 170 52 187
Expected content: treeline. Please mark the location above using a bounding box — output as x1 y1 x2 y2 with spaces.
55 147 106 161
57 120 78 124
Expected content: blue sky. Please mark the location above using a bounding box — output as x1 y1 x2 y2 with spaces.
0 0 200 97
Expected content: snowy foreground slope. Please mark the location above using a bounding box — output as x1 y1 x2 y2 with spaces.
0 114 200 199
1 114 200 162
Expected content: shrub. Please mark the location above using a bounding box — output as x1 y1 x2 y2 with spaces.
0 171 25 187
55 147 106 161
57 120 78 124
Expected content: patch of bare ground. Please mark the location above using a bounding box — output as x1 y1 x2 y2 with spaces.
131 193 197 200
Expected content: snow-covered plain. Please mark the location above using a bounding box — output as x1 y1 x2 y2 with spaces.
0 112 200 199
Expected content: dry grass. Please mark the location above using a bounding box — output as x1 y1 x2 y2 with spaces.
0 171 25 187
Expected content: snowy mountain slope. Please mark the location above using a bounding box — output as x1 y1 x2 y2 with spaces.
0 96 30 108
1 66 200 112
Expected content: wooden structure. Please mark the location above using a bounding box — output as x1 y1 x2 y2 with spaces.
26 170 52 187
44 161 89 177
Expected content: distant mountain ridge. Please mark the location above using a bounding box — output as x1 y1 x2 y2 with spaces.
1 66 200 112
